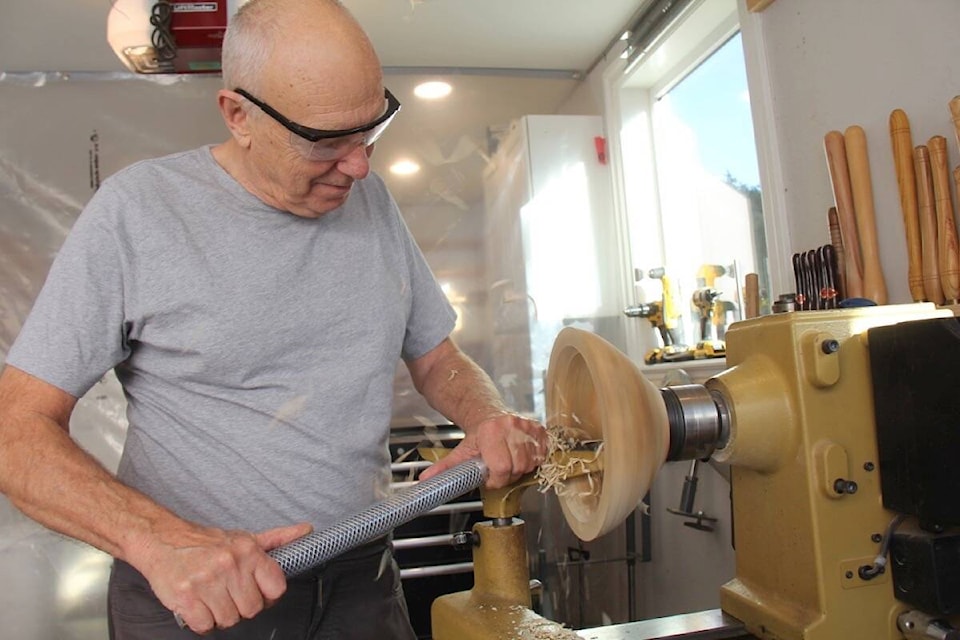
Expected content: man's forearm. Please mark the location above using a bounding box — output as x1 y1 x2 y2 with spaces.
411 341 512 434
0 408 184 564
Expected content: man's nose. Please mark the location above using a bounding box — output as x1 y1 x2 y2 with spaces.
336 143 372 179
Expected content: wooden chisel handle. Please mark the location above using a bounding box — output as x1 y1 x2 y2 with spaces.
889 109 925 301
827 207 848 300
928 136 960 303
744 273 760 319
953 165 960 300
844 125 888 304
824 130 864 298
914 145 945 304
949 96 960 154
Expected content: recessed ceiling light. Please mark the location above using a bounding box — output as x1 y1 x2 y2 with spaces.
414 81 452 100
390 159 421 176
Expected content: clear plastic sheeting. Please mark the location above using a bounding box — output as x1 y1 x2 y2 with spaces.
0 71 225 639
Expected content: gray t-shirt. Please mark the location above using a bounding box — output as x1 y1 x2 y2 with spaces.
7 146 456 532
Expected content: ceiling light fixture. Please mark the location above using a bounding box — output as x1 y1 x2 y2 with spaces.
413 81 453 100
390 159 421 176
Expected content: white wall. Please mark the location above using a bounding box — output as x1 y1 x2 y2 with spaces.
740 0 960 303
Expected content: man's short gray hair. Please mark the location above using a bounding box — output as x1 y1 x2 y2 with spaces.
220 0 282 94
222 0 349 94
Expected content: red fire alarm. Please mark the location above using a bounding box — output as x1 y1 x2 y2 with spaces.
594 136 608 165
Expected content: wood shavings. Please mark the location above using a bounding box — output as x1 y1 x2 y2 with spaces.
448 368 459 380
534 420 603 498
506 605 582 639
474 604 581 640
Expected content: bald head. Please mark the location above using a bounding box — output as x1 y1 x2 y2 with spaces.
221 0 383 105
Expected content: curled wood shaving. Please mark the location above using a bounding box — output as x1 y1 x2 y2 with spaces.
535 417 603 498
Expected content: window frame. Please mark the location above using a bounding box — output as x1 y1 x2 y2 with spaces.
602 0 784 365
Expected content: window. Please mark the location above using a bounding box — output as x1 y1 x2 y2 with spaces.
613 2 770 361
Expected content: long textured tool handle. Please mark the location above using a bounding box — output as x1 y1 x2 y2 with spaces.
269 457 488 577
173 458 487 630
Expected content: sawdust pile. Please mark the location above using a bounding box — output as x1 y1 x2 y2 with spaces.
498 604 583 639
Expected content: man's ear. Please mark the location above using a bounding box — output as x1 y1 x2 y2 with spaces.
217 90 253 148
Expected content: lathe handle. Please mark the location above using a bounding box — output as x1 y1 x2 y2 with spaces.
270 458 487 577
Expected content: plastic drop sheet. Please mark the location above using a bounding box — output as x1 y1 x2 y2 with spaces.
0 71 225 640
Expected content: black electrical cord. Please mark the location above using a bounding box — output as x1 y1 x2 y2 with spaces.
150 1 177 61
859 513 906 580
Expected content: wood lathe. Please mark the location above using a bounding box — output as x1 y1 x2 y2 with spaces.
429 303 960 640
267 304 960 639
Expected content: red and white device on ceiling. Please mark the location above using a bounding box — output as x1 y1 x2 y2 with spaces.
108 0 246 74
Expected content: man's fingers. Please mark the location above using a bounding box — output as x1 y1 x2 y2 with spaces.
173 594 216 634
418 445 474 481
251 522 312 603
482 439 517 489
254 522 313 551
146 525 313 632
519 430 549 465
204 584 243 630
471 415 549 488
225 571 266 620
527 436 548 463
417 456 451 482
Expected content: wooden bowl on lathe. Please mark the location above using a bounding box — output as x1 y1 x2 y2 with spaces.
545 327 669 541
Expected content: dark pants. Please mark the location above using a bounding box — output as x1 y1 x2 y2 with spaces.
107 540 417 640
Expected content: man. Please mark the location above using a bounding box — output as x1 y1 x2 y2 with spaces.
0 0 548 637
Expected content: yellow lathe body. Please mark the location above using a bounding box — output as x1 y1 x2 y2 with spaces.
712 303 952 639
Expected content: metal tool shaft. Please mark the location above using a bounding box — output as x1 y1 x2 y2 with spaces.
269 457 488 577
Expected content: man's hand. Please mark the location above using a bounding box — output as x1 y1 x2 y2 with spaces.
135 521 312 634
406 338 550 488
420 413 548 488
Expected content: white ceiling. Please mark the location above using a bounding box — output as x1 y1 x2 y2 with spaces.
0 0 640 73
347 0 639 72
0 0 643 208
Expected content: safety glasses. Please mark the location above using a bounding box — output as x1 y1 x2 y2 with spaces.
235 88 401 162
